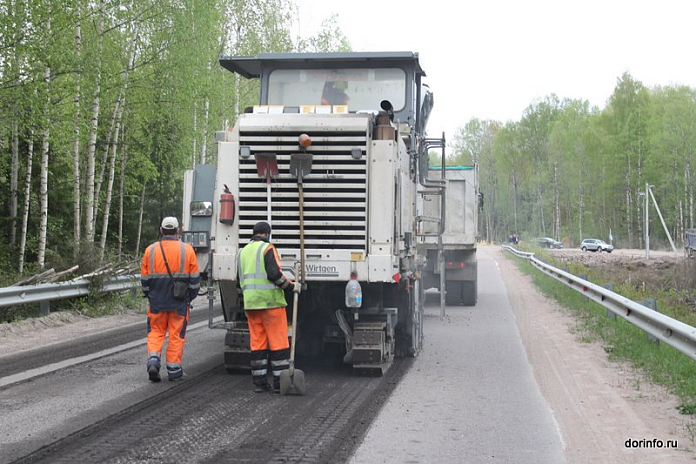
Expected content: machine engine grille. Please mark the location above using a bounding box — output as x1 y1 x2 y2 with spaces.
238 129 368 250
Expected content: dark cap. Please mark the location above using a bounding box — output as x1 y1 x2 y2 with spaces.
253 221 271 235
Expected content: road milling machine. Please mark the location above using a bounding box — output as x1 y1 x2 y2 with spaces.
182 52 450 375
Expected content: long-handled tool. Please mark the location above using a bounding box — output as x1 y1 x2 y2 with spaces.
289 152 313 279
280 262 305 395
255 153 278 235
280 150 313 396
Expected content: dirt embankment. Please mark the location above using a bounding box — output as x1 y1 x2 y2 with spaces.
540 247 695 295
548 247 681 266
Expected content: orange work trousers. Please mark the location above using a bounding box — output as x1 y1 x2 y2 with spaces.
246 307 289 351
147 308 189 365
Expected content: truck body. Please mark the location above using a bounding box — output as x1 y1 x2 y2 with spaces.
182 52 446 375
687 230 696 257
418 166 478 306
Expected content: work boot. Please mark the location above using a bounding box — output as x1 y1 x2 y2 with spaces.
167 366 184 381
273 377 281 394
147 356 161 383
254 380 272 393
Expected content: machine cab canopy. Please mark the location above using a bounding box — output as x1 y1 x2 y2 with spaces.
219 51 429 130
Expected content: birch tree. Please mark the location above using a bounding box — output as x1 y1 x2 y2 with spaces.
37 20 52 269
71 4 83 250
18 131 34 274
84 1 105 244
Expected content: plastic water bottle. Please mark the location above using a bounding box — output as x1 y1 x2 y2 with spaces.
345 272 362 308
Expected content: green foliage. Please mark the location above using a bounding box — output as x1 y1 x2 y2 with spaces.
296 14 352 53
0 0 320 275
456 73 696 248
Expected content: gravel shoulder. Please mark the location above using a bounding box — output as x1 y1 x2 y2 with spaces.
492 245 695 462
0 310 145 358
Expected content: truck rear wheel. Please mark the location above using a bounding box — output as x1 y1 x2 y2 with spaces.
461 280 477 306
445 281 463 306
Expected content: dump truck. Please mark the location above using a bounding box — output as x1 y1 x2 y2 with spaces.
417 165 479 306
182 52 448 375
687 230 696 257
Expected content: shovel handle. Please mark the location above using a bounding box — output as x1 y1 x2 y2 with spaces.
290 263 300 364
299 182 305 283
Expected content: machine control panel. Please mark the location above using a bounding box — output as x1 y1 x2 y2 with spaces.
182 231 210 250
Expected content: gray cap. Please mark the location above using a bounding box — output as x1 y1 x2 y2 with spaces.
161 217 179 230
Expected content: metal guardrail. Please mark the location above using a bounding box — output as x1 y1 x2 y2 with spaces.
501 245 696 361
0 275 140 315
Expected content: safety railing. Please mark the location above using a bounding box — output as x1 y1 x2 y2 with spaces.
0 275 140 315
501 245 696 361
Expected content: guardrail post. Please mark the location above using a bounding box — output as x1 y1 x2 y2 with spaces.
40 300 50 316
637 298 659 345
602 284 616 320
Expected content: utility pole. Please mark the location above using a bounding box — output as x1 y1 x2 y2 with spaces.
639 184 649 259
645 182 649 259
647 184 679 256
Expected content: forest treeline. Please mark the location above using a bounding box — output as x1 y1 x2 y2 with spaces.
1 1 693 284
0 0 349 281
448 74 696 250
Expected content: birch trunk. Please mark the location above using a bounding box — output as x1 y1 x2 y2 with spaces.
554 163 560 240
201 98 209 164
687 160 693 229
10 120 19 246
625 170 633 248
72 8 83 251
9 1 21 246
538 186 545 235
99 96 126 255
19 133 34 274
37 63 51 269
95 22 138 233
84 2 104 243
135 183 146 255
578 179 584 243
679 199 684 247
117 130 127 258
94 98 121 224
192 102 197 168
512 173 519 234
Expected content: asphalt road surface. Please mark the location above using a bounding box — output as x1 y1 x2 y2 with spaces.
0 246 693 463
350 247 566 463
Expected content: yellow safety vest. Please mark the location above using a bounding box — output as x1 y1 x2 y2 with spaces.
238 240 288 310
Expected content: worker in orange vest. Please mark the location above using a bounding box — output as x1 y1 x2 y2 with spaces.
141 217 200 382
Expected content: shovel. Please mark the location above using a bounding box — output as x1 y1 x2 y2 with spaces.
280 153 313 396
280 262 306 395
255 153 278 233
289 153 313 281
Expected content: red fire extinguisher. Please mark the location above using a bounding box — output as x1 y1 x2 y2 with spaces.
219 184 235 225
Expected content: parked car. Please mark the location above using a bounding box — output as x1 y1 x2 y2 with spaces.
580 238 613 253
535 237 563 249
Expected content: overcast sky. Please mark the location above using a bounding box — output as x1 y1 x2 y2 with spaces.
296 0 696 144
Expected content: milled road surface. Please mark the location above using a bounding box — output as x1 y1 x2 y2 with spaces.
0 304 408 463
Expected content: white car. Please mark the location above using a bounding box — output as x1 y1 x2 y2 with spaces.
580 238 613 253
